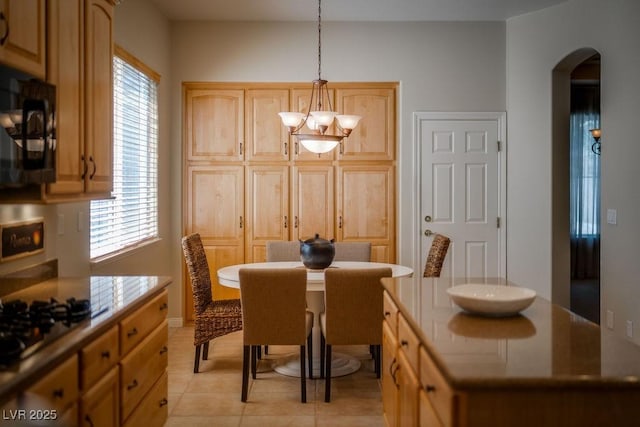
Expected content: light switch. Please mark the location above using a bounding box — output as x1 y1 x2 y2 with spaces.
607 209 617 225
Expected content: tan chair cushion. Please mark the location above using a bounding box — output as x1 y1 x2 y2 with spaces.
239 268 310 345
333 242 371 262
266 241 301 262
321 267 392 345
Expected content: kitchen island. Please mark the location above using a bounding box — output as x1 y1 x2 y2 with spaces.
0 275 171 427
381 276 640 427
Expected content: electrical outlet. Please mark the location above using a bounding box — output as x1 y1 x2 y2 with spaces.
606 310 614 329
626 320 633 338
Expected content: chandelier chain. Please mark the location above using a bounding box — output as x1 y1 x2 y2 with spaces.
317 0 322 80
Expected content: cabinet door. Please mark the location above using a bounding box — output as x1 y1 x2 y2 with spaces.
335 87 395 161
290 87 335 161
185 88 244 161
84 0 113 194
397 351 420 427
382 320 399 427
80 366 119 427
0 0 46 78
186 165 244 305
245 89 290 161
245 165 289 261
337 164 395 262
292 165 334 241
46 0 85 195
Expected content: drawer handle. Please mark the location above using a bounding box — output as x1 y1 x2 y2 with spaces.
127 327 138 338
389 358 399 384
160 346 168 355
159 302 168 311
84 415 95 427
159 398 168 407
53 388 64 399
127 379 139 390
101 350 110 359
384 311 391 317
425 384 436 393
400 340 409 347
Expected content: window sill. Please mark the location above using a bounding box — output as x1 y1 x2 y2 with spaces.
90 237 162 268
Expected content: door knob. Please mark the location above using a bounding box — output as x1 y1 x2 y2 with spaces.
424 215 432 222
424 229 433 237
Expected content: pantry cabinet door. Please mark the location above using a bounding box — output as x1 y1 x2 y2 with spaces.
245 165 289 262
292 165 334 241
185 89 244 161
337 164 395 262
245 89 290 161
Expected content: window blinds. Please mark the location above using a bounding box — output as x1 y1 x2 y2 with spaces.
90 54 158 260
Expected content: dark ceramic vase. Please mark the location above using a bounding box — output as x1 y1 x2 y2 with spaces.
300 233 335 269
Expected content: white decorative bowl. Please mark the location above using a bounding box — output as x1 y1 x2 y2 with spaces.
446 284 536 317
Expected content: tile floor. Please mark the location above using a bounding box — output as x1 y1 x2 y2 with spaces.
165 326 385 427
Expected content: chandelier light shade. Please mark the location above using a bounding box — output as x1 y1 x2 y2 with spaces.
278 0 361 154
590 128 601 155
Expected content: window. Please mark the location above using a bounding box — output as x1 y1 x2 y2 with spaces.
90 47 159 260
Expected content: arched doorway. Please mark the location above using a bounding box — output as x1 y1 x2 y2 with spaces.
551 48 601 324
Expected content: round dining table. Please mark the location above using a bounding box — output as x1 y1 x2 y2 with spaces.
217 261 413 377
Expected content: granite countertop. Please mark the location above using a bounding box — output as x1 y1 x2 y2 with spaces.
382 276 640 390
0 275 172 404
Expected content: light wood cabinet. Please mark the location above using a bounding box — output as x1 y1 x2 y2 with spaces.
245 165 289 261
80 366 118 427
337 164 395 262
80 325 118 390
185 88 244 161
0 0 45 78
26 354 79 417
245 89 290 161
183 82 397 321
397 350 420 427
45 0 114 201
382 320 399 427
119 290 168 356
121 372 168 427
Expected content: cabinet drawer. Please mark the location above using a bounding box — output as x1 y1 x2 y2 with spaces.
80 366 119 427
80 325 119 390
420 346 454 426
26 354 79 413
398 314 420 372
383 291 398 334
120 320 168 423
420 389 444 427
120 289 168 356
122 371 168 427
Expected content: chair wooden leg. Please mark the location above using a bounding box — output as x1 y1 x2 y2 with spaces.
374 344 381 378
324 344 332 402
257 345 262 360
194 344 201 373
307 333 313 379
241 345 250 402
300 345 307 403
203 341 209 360
320 333 326 379
265 345 269 355
251 345 257 379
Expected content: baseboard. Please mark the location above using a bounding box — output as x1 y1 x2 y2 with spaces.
168 317 184 327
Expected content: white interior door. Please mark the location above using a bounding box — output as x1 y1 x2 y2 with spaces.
416 112 506 280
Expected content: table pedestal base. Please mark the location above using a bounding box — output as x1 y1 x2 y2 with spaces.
273 352 361 378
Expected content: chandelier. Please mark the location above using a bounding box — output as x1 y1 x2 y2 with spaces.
278 0 361 154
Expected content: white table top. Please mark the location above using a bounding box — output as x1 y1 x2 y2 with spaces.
217 261 413 291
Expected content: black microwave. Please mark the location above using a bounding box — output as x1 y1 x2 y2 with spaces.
0 64 56 187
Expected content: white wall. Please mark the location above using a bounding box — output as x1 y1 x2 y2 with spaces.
506 0 640 342
169 20 505 318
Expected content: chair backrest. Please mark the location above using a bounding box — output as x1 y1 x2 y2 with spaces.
333 242 371 262
239 268 308 345
423 234 451 277
181 233 213 315
323 267 392 345
266 240 301 262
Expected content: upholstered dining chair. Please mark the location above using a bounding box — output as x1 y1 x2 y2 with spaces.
266 240 301 262
320 267 392 402
181 233 243 373
423 234 451 277
239 268 313 403
333 242 371 262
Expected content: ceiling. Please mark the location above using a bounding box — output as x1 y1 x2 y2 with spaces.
147 0 568 22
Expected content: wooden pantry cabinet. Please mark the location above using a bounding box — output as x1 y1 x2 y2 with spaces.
0 0 46 78
44 0 114 201
183 82 397 321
